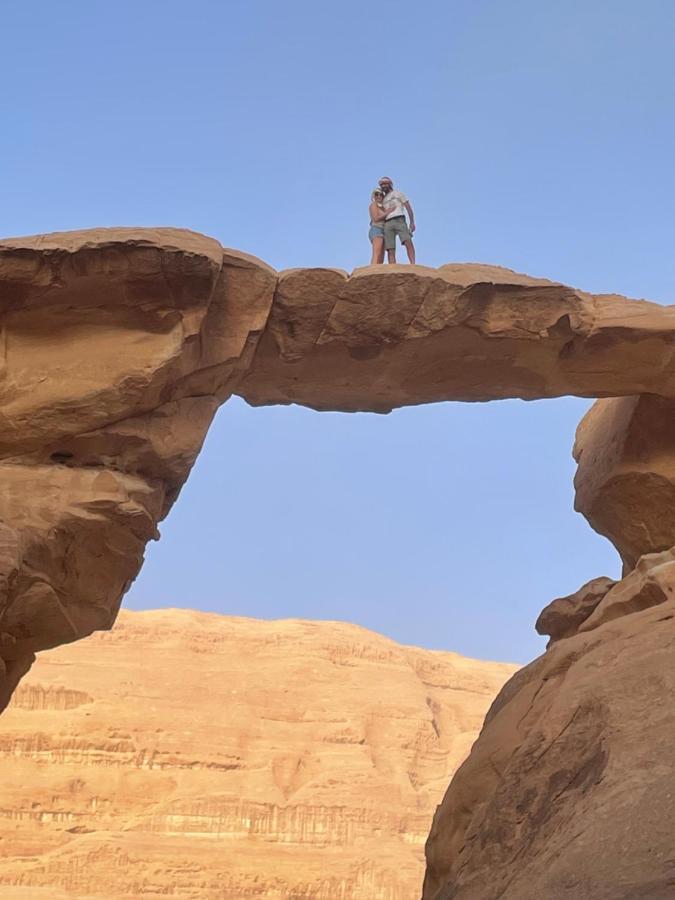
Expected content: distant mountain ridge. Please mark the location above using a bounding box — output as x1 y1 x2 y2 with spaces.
0 608 516 900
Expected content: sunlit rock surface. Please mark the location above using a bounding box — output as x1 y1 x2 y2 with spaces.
238 263 675 410
422 544 675 900
0 609 515 900
0 229 275 706
574 394 675 571
4 228 675 899
1 227 674 714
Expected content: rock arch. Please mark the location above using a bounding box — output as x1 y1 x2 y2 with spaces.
1 228 674 897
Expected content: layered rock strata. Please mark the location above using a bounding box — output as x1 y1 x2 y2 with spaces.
0 609 516 900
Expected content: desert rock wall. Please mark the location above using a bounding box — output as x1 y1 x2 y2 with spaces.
0 609 516 900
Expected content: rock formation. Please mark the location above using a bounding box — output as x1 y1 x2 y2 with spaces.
3 227 675 898
237 263 675 411
0 229 275 709
574 395 675 571
0 608 516 899
423 543 675 900
422 395 675 899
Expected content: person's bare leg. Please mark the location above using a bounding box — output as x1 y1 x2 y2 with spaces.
370 237 384 265
387 248 396 263
404 239 416 264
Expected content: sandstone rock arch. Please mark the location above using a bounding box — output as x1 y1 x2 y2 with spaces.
1 228 674 898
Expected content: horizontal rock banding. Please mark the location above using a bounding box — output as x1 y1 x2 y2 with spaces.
0 609 515 899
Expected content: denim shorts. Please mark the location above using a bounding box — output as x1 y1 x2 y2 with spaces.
369 225 385 241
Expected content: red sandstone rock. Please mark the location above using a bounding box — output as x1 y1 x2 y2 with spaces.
6 230 673 708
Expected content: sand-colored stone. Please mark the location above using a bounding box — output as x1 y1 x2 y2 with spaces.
2 229 675 697
535 575 615 644
0 228 276 698
0 608 515 900
4 227 675 898
422 546 675 900
574 394 675 571
238 263 675 411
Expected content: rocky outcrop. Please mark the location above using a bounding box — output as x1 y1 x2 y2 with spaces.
423 393 675 897
1 229 674 701
0 229 275 704
574 394 675 571
0 609 516 899
423 544 675 900
535 576 616 644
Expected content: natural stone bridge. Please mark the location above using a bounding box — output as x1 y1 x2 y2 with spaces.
1 227 674 899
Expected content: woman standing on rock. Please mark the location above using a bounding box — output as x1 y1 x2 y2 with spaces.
368 187 389 264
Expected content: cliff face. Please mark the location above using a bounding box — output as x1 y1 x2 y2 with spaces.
0 608 516 900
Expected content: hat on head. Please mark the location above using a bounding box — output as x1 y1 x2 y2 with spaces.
378 176 393 185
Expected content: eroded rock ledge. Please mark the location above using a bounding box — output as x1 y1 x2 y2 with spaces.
239 263 675 410
2 227 675 898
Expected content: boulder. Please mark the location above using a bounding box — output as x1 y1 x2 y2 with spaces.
574 395 675 571
423 547 675 900
535 575 616 644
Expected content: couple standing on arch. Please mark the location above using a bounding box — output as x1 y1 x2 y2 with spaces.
368 176 416 265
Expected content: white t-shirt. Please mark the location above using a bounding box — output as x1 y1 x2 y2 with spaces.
383 190 408 220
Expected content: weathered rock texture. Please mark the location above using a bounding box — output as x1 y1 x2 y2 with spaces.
0 608 515 900
423 394 675 897
574 394 675 571
3 228 675 898
423 544 675 900
0 229 275 706
1 229 674 709
535 575 616 645
238 263 675 410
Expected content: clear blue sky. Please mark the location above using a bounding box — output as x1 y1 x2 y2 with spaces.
4 1 674 662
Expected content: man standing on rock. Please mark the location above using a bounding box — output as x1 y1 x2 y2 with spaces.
378 176 416 264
